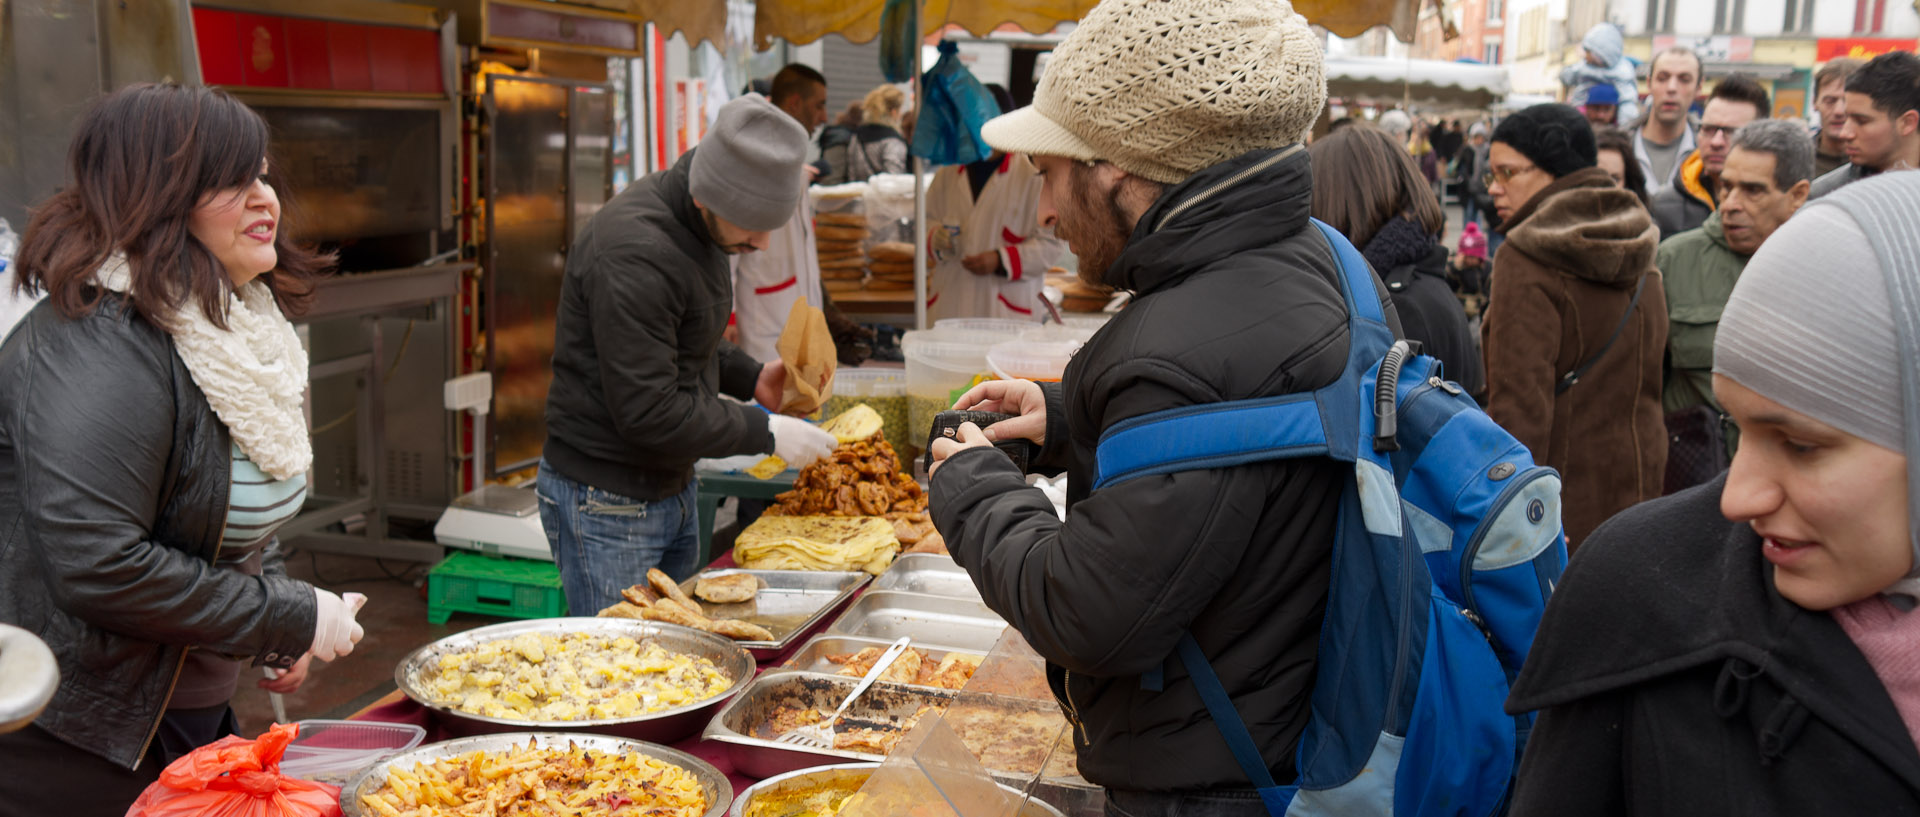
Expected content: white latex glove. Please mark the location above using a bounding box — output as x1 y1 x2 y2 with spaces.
769 414 837 469
310 589 367 662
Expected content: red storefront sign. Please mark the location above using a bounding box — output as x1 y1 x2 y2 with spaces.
1817 37 1916 62
191 7 442 94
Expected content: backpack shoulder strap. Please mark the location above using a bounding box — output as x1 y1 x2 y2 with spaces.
1555 272 1649 394
1090 219 1391 491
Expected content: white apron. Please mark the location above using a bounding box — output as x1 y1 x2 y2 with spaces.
731 186 822 363
925 154 1066 323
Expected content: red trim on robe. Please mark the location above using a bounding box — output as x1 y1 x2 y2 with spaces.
997 293 1033 315
752 276 798 295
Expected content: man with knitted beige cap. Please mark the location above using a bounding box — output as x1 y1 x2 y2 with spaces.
541 95 837 616
927 0 1399 811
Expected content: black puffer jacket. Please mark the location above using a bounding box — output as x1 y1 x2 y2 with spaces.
1507 475 1920 815
931 147 1401 792
1362 217 1485 400
0 296 315 769
544 151 774 501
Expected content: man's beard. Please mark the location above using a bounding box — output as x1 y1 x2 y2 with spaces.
1063 163 1136 289
701 209 758 255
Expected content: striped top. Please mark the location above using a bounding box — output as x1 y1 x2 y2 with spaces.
170 443 309 711
224 441 308 554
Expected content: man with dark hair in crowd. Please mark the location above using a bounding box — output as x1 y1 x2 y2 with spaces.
1650 74 1769 238
1634 47 1703 199
1811 51 1920 198
1812 57 1865 176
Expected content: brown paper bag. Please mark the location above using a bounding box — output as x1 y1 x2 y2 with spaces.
776 298 836 415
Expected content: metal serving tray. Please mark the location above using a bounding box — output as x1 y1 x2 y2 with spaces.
729 763 1067 817
678 568 870 659
871 553 982 600
393 618 754 744
776 634 989 690
701 671 958 779
341 732 730 817
825 591 1008 653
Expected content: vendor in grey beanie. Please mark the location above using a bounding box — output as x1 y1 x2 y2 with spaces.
1714 170 1920 607
690 95 811 232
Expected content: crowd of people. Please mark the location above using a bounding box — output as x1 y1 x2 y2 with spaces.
4 0 1920 813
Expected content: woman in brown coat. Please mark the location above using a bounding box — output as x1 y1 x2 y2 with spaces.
1483 104 1666 550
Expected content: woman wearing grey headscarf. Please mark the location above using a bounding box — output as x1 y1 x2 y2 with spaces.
1502 171 1920 815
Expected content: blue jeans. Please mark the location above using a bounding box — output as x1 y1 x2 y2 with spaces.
536 460 701 616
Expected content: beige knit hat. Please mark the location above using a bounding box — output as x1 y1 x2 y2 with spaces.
981 0 1326 185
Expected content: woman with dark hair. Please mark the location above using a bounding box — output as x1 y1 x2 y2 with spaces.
1481 103 1666 550
1594 126 1652 208
1310 123 1485 399
0 83 365 810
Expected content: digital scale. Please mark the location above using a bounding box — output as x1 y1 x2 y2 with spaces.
433 484 552 561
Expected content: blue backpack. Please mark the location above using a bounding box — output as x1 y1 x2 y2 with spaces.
1094 220 1567 817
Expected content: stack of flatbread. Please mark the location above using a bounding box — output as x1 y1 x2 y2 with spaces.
866 242 916 292
733 515 899 575
817 212 869 293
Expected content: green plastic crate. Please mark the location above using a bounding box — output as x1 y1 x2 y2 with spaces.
426 552 567 624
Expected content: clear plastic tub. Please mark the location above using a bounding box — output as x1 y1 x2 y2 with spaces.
988 340 1082 382
277 720 426 785
902 332 997 451
935 318 1035 338
824 367 910 458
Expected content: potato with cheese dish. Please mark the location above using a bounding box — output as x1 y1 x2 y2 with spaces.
424 633 732 721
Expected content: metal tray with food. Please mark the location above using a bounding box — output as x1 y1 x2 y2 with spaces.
675 568 870 659
341 732 730 817
824 590 1009 653
731 762 1067 817
701 671 958 779
394 618 754 744
870 553 982 600
776 634 990 691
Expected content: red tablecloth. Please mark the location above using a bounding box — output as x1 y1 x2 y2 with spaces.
350 552 839 794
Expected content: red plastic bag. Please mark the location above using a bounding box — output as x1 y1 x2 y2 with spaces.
127 723 343 817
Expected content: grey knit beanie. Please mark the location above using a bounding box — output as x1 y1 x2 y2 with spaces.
1715 171 1920 581
690 95 809 232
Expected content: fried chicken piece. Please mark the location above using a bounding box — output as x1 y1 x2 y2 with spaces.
596 601 651 619
881 648 922 684
833 485 860 516
891 517 924 545
707 618 776 641
637 602 711 630
904 531 948 555
648 568 703 616
855 481 892 516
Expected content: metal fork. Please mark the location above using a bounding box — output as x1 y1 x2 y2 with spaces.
776 636 912 748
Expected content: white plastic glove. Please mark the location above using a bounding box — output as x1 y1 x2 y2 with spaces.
310 589 367 662
769 414 837 469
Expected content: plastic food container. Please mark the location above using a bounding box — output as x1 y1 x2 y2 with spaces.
278 720 427 785
987 340 1082 382
901 332 996 452
934 318 1035 337
823 368 909 458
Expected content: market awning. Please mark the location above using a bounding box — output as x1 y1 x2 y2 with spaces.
567 0 1427 51
1325 56 1513 109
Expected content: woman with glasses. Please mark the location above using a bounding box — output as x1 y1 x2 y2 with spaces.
1480 103 1666 552
1506 171 1920 816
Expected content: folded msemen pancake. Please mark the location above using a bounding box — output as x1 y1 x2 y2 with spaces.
734 515 899 575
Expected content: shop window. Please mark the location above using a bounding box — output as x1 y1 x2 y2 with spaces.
1783 0 1814 33
1484 41 1503 63
1645 0 1677 34
1487 0 1503 25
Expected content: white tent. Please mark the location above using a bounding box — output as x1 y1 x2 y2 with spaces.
1324 56 1513 109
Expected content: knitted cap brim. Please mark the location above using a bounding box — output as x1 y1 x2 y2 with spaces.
981 107 1102 164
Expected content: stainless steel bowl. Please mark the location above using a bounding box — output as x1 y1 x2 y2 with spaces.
394 617 755 744
730 763 1067 817
340 732 731 817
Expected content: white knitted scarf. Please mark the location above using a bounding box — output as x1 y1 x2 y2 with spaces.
96 255 312 480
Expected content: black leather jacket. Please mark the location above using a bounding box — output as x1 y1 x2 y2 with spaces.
0 295 315 769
